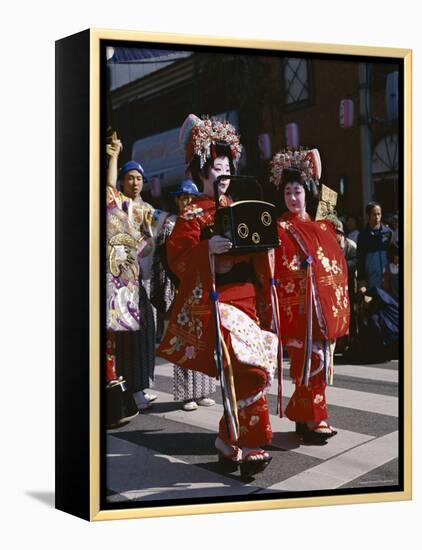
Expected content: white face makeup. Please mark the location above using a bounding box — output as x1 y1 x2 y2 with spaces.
284 182 306 217
201 156 231 198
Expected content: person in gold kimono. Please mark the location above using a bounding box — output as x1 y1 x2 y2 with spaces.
106 136 171 412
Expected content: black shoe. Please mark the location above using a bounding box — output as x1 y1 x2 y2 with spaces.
217 451 240 473
106 378 139 429
300 423 338 444
239 453 272 480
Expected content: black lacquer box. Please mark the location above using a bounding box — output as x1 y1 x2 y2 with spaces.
215 200 280 252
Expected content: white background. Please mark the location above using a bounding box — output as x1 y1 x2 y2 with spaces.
1 0 419 547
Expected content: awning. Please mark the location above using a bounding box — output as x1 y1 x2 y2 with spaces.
107 47 190 64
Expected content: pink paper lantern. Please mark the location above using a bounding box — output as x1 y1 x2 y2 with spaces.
285 122 299 148
339 99 354 128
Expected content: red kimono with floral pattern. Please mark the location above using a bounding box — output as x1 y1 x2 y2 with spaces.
275 212 350 423
158 195 278 446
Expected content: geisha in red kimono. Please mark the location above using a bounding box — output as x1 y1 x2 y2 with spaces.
158 115 279 478
271 149 350 444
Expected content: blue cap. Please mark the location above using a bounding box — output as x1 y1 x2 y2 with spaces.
171 179 201 197
118 160 147 181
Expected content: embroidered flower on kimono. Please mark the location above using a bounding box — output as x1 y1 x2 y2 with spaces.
319 223 327 231
284 281 295 294
169 336 183 351
313 394 324 404
282 253 300 271
236 314 244 324
316 246 324 260
332 305 339 318
185 346 196 359
321 257 331 271
182 206 204 220
177 310 189 326
343 297 349 308
299 278 307 292
290 255 301 271
331 260 340 275
264 334 274 347
285 305 293 322
220 308 230 320
107 214 120 230
335 288 342 302
192 285 203 300
249 416 259 427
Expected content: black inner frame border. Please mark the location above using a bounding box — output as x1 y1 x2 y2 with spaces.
99 37 405 512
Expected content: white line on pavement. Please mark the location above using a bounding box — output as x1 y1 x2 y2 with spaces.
262 431 399 492
106 434 256 502
155 360 398 383
334 364 398 383
147 390 374 461
154 364 398 417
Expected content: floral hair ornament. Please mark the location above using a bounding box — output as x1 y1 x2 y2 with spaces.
270 147 322 189
179 113 243 169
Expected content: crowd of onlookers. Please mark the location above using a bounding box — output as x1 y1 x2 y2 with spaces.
334 205 399 363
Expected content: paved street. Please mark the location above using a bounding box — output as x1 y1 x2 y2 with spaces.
106 356 399 504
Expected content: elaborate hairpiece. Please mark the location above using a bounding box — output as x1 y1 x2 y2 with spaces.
179 113 242 168
270 147 322 189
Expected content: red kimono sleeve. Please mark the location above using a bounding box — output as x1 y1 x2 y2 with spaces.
166 216 210 281
157 212 217 376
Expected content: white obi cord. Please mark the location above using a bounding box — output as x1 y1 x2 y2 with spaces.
218 302 278 409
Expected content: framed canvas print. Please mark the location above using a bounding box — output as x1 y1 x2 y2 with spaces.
55 28 412 521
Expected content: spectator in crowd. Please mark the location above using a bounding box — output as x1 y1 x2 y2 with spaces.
357 202 392 290
106 136 172 412
151 179 217 411
382 242 399 302
345 214 360 244
389 213 399 247
355 283 399 362
329 215 358 353
332 217 358 282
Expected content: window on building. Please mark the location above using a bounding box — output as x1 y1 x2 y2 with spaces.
283 58 310 106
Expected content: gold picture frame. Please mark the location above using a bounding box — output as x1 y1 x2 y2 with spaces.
55 28 412 521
